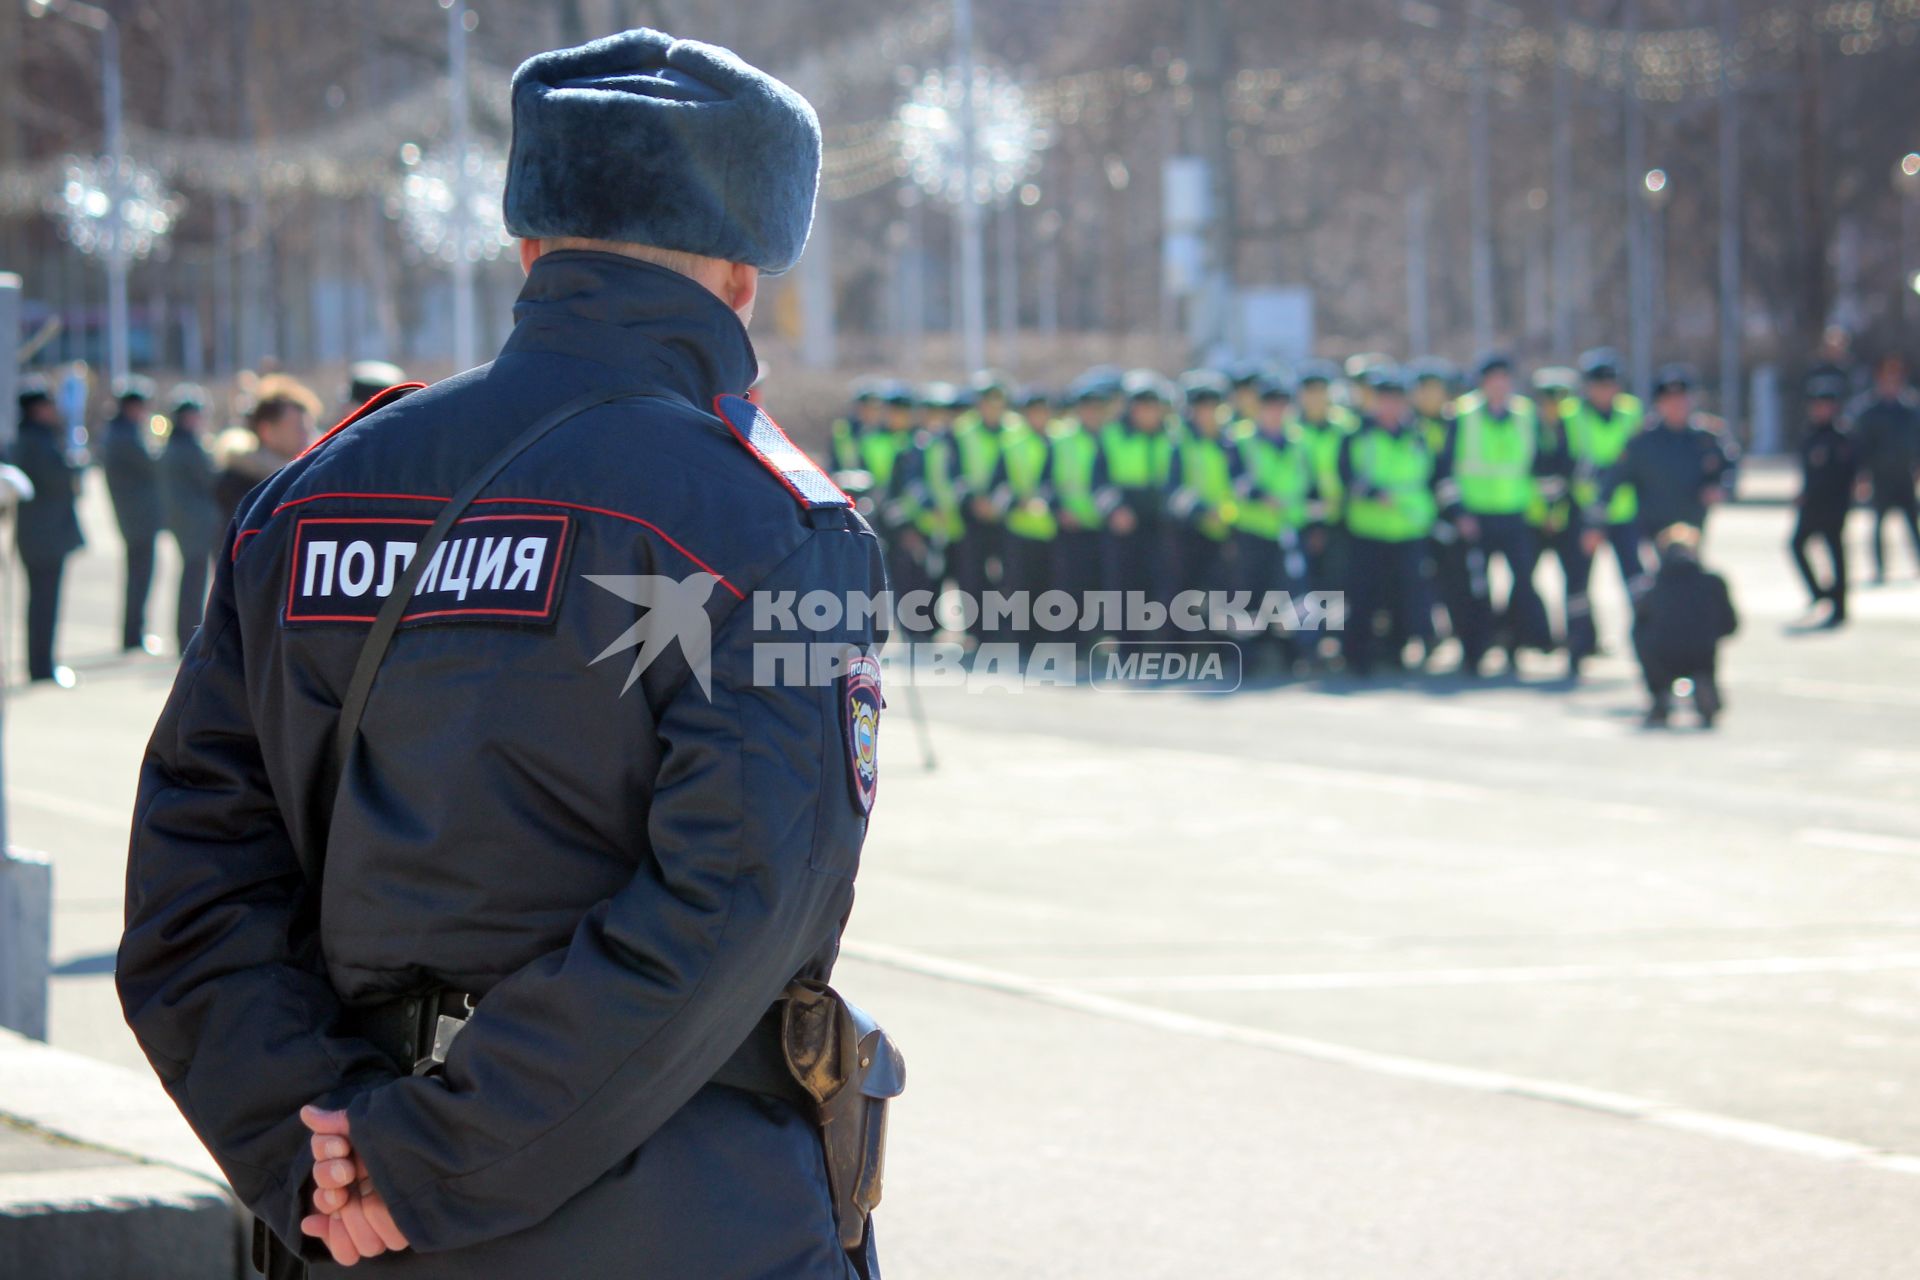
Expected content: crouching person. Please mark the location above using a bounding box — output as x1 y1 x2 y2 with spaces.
1632 523 1738 729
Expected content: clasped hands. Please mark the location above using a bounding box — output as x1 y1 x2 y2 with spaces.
298 1103 411 1266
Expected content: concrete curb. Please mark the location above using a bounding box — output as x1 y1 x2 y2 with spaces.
0 1029 245 1278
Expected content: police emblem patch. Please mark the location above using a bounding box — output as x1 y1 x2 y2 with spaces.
841 652 882 814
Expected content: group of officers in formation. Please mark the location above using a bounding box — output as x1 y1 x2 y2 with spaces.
828 349 1740 682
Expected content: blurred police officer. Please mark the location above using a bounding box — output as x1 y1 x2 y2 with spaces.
1594 364 1738 546
829 379 885 477
1170 370 1240 628
1338 366 1436 675
1565 348 1648 595
1231 376 1311 671
949 374 1015 640
1409 359 1467 653
159 386 223 653
1790 371 1855 627
1436 353 1554 675
1047 374 1114 645
346 361 410 419
1292 360 1357 610
1098 371 1180 636
1851 352 1920 582
1530 367 1594 675
12 380 84 686
988 389 1059 648
120 29 892 1280
100 376 164 654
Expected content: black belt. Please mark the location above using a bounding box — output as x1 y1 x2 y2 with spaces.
340 990 811 1111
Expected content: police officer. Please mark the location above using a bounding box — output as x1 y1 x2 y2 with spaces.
987 389 1059 648
1435 352 1554 675
1293 360 1358 635
1530 367 1594 675
1098 371 1180 637
11 380 84 686
119 29 892 1279
159 386 223 654
1565 347 1649 596
829 379 885 479
1231 377 1311 672
100 376 164 653
950 374 1015 639
876 384 957 645
1410 358 1466 655
1338 366 1436 675
1047 374 1114 646
1170 370 1240 629
1594 363 1738 544
1851 352 1920 582
346 361 410 418
1790 371 1856 627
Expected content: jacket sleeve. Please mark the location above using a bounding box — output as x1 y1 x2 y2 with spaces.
343 532 873 1253
116 530 403 1255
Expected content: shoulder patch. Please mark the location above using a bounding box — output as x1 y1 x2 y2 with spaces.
713 394 851 510
842 651 882 814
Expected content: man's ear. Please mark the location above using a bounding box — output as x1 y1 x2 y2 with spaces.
518 238 542 274
724 262 760 321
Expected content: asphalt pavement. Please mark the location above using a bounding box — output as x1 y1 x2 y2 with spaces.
6 470 1920 1276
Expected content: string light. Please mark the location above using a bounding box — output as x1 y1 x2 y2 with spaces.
392 142 513 263
44 155 181 261
896 67 1050 207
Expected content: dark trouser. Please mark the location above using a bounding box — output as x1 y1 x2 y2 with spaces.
1637 643 1721 718
1179 527 1236 636
1000 535 1055 648
1343 536 1433 675
175 537 213 653
1602 521 1651 598
950 522 1006 641
1052 528 1103 622
22 555 68 681
882 530 938 645
1457 513 1550 669
1870 485 1920 580
1791 509 1848 618
1427 528 1471 648
1539 523 1596 662
121 531 155 650
1103 511 1180 639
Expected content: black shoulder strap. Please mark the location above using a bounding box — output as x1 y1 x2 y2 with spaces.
324 386 648 812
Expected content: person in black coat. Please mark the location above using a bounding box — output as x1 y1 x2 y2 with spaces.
11 382 85 685
159 386 223 653
1790 373 1857 627
1849 352 1920 582
1633 524 1739 729
1594 364 1738 541
99 377 164 653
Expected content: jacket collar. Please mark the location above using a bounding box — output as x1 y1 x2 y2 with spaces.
499 250 759 404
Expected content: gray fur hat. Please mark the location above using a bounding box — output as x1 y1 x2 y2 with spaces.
503 29 821 274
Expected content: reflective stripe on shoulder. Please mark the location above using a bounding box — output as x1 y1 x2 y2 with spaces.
713 394 852 511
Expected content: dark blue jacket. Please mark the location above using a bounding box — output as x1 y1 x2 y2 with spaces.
117 252 885 1278
100 411 163 542
9 418 85 563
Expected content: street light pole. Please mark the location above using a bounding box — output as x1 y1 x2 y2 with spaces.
1718 0 1743 434
1623 0 1650 397
1897 153 1920 333
445 0 478 372
28 0 129 384
1467 0 1495 357
953 0 987 377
